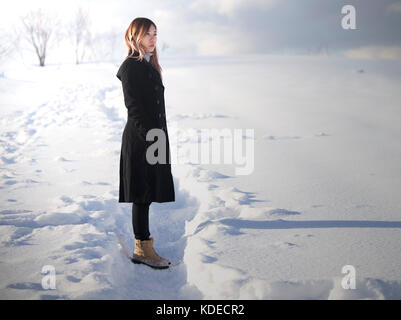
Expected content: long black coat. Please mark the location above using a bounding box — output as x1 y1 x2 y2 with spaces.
116 52 175 203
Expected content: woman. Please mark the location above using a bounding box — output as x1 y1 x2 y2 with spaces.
116 18 175 269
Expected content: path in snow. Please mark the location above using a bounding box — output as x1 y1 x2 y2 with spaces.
0 64 203 299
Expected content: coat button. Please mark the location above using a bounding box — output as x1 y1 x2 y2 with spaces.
157 99 160 104
154 85 159 90
158 113 161 118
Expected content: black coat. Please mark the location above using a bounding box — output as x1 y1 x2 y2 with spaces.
116 52 175 203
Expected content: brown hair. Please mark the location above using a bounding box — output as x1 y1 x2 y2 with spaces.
124 17 162 79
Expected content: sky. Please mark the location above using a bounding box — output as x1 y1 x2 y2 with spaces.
1 0 401 59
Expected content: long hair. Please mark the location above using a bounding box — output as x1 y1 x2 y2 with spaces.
124 17 162 80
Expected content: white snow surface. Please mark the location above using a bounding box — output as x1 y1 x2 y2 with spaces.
1 54 401 299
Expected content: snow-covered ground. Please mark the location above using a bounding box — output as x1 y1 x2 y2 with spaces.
1 54 401 299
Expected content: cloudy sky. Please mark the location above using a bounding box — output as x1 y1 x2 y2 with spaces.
2 0 401 59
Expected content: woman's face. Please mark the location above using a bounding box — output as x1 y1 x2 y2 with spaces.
142 24 157 53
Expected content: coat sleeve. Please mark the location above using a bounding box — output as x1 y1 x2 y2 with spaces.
119 60 153 146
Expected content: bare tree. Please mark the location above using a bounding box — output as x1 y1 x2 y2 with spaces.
70 6 92 64
0 31 12 76
161 41 170 52
20 8 56 67
90 30 120 62
0 30 14 64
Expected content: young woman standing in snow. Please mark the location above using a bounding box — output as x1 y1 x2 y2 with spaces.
116 18 175 269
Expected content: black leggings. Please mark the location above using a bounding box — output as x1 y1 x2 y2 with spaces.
132 202 151 240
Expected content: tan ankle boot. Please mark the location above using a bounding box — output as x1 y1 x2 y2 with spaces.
132 237 171 269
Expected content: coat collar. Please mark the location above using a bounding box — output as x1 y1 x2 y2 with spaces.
131 50 164 88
